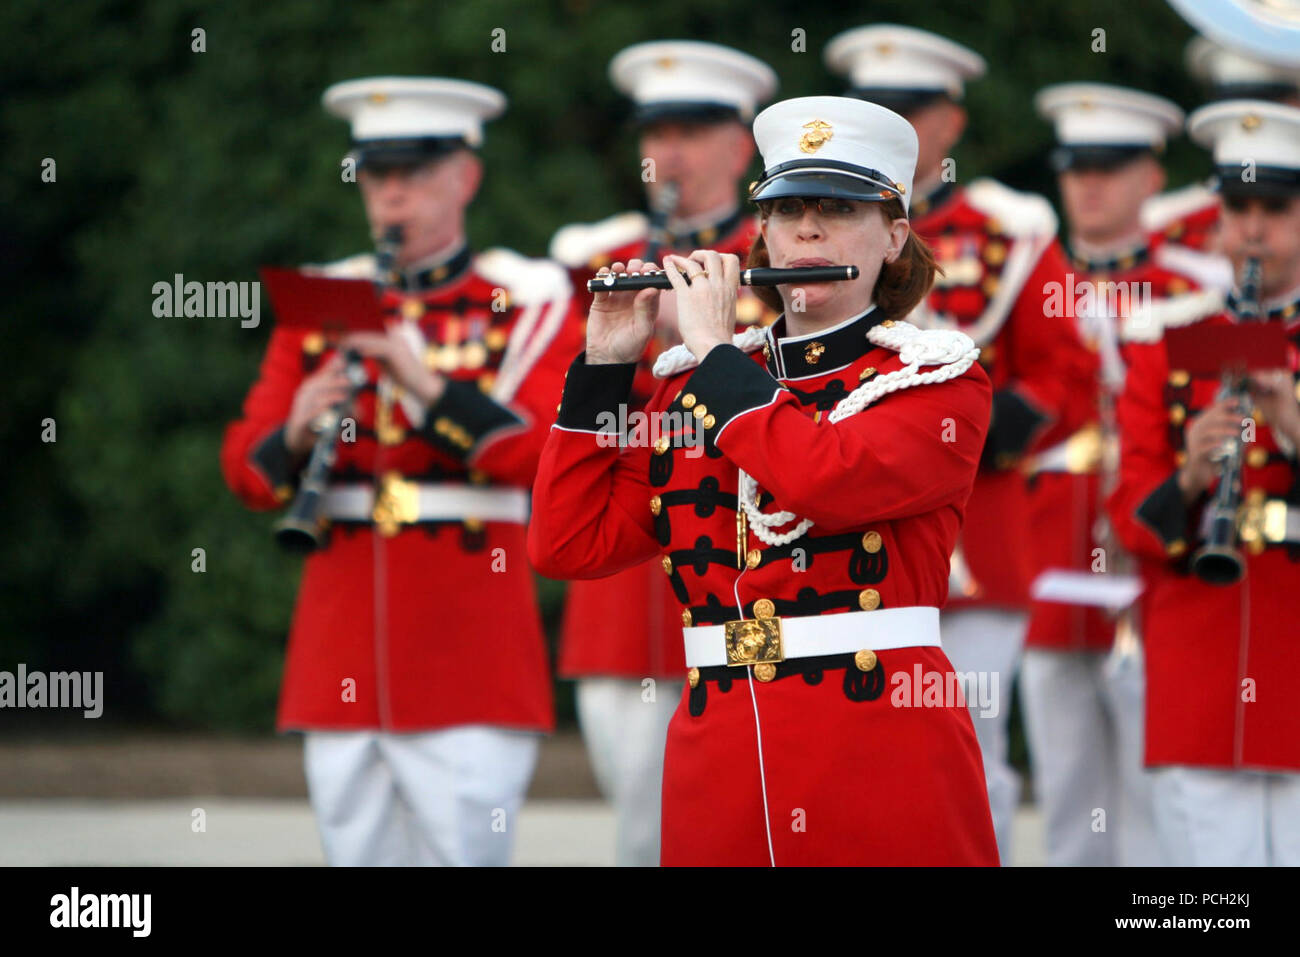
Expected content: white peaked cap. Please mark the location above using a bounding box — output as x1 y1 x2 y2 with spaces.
609 40 777 122
1035 83 1184 148
1189 99 1300 170
322 77 505 147
824 24 986 99
1186 36 1300 93
750 96 919 213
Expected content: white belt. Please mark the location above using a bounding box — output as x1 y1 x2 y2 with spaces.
322 482 530 524
683 606 941 669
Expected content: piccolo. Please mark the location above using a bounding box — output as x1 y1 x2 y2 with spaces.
587 264 859 293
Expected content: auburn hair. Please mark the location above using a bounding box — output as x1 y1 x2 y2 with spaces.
745 197 940 318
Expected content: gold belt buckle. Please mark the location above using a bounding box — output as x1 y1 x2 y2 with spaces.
373 471 419 537
724 616 784 667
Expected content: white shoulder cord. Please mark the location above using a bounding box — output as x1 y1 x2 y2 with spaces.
738 322 979 546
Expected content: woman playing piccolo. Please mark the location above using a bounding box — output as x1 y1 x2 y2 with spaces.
529 96 999 865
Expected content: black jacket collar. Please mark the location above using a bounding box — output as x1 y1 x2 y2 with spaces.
763 305 887 380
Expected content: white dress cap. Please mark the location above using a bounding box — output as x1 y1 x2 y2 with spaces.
749 96 919 213
1035 83 1184 149
323 76 505 148
1188 98 1300 196
609 40 777 123
1186 35 1300 98
824 24 986 102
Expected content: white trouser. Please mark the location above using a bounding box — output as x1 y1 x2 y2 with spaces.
576 677 682 867
1150 766 1300 866
941 607 1026 862
1020 645 1161 866
303 727 540 866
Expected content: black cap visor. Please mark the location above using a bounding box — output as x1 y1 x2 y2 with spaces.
849 87 952 115
1051 144 1154 173
352 137 467 173
751 169 898 204
1215 164 1300 199
632 101 742 128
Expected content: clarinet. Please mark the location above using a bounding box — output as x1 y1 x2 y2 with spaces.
274 225 404 553
1191 256 1262 585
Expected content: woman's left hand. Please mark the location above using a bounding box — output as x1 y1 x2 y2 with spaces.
663 250 740 362
1249 369 1300 447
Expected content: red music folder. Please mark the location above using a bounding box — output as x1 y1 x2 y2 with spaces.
260 267 387 332
1165 322 1289 376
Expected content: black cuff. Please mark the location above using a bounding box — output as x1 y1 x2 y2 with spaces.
420 379 525 460
1136 471 1196 560
982 387 1050 469
250 425 301 502
555 352 637 433
678 345 782 441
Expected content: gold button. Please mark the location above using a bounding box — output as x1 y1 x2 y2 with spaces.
1247 447 1268 468
274 484 294 503
650 495 662 516
1168 278 1189 295
688 667 700 689
662 556 673 575
681 393 697 409
1169 404 1186 425
464 517 484 532
882 320 896 328
400 298 425 321
682 608 692 627
862 530 882 553
1168 369 1190 388
858 366 877 381
702 414 716 429
1175 450 1188 467
1167 539 1187 557
753 663 777 682
854 649 878 672
746 549 761 569
983 241 1007 266
804 341 825 364
653 437 670 455
485 328 508 351
858 588 881 611
302 332 326 355
762 344 771 359
753 598 776 619
982 275 1000 297
692 405 708 419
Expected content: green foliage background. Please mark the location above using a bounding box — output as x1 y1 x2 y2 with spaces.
3 0 1207 732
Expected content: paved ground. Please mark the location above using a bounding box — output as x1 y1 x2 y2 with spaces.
0 799 1044 866
0 731 1044 865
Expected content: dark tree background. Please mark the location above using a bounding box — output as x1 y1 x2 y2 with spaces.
2 0 1206 731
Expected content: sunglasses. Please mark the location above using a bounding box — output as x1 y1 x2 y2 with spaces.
757 197 867 220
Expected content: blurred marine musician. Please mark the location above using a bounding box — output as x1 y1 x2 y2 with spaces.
1020 83 1206 867
547 40 777 866
1108 100 1300 866
825 24 1098 861
220 77 581 866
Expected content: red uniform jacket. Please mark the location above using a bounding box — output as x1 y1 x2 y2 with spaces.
910 179 1097 609
1025 240 1208 652
528 308 999 865
548 209 776 678
1107 288 1300 771
220 247 581 733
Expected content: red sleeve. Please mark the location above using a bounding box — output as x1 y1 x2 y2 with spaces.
220 327 308 511
993 240 1099 458
442 299 586 487
1107 339 1201 562
686 345 992 529
527 354 665 580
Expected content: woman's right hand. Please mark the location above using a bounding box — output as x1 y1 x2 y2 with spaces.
585 258 662 365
